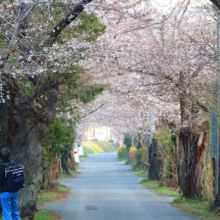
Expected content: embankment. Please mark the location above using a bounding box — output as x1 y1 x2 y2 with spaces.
82 141 116 154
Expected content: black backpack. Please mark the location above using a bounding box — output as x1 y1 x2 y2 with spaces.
1 160 26 191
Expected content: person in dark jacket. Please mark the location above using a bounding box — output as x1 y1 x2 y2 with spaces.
0 148 21 220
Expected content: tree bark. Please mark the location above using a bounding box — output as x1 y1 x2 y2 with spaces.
41 157 59 190
148 139 163 180
212 155 220 211
69 150 76 171
177 128 209 198
61 148 70 174
0 78 58 219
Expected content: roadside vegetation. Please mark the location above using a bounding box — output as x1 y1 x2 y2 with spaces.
0 210 60 220
82 141 116 154
173 196 220 220
118 132 220 220
136 170 180 197
34 184 70 220
35 210 60 220
38 184 70 204
59 169 76 179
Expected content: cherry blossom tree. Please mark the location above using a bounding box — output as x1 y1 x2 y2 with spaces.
1 0 220 216
75 0 218 199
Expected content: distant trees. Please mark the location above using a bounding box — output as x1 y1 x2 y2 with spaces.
79 0 219 203
0 0 107 218
123 133 132 151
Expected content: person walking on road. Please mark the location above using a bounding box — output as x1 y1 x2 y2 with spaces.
0 148 21 220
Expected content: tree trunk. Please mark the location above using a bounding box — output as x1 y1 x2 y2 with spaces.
212 157 220 211
0 78 58 219
148 139 163 180
177 128 209 198
53 157 59 182
61 149 70 174
41 157 59 190
69 150 76 171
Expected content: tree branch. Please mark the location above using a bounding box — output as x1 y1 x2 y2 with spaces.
210 0 220 11
82 104 104 119
44 0 92 47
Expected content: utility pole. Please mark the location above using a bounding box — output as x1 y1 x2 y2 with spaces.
210 10 220 196
215 11 220 195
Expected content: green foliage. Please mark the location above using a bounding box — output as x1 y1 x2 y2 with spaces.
8 56 17 64
53 66 104 114
77 13 106 41
117 145 128 161
0 36 5 49
123 133 132 152
19 77 35 95
155 121 178 188
72 86 104 104
42 118 76 158
135 148 148 165
54 66 81 89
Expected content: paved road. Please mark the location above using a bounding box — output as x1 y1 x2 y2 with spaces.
58 152 200 220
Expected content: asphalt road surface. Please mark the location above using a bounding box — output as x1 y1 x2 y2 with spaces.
59 152 200 220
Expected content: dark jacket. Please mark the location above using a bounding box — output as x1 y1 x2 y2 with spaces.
0 159 12 193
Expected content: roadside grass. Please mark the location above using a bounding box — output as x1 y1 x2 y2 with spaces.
91 143 104 153
118 158 127 162
38 184 70 204
135 169 180 197
134 169 148 178
173 196 220 220
80 151 88 157
125 160 136 166
59 169 76 179
95 141 116 152
0 212 57 220
82 141 116 154
35 184 70 219
38 191 56 203
140 178 181 197
134 169 220 219
83 146 94 154
35 210 60 220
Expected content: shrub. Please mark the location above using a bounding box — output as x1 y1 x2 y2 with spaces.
129 146 137 153
134 148 148 170
117 145 128 160
155 123 178 189
128 146 137 163
136 148 144 163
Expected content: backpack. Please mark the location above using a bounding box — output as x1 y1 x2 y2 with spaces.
1 160 26 191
